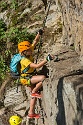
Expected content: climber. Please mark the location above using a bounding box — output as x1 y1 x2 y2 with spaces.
18 29 54 118
9 115 22 125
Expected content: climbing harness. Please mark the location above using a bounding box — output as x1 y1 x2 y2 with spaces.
36 0 51 63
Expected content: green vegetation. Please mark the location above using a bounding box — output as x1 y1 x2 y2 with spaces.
34 15 41 21
0 1 8 11
0 19 7 51
28 2 32 8
70 44 75 50
0 19 7 37
0 19 35 45
10 0 18 10
57 20 63 33
5 27 35 44
54 19 62 35
0 56 9 81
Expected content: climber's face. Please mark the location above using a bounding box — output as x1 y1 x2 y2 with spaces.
26 48 32 55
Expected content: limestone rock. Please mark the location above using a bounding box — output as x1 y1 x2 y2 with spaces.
4 86 26 107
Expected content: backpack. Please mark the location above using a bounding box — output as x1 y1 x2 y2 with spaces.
10 53 32 79
10 54 24 76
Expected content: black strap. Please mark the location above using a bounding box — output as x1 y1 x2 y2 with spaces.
22 69 37 76
21 65 30 74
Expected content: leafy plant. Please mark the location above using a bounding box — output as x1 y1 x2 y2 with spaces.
70 44 75 50
0 19 7 51
28 2 32 8
5 27 35 44
10 0 18 10
0 1 8 11
34 15 41 21
0 56 9 82
0 19 7 35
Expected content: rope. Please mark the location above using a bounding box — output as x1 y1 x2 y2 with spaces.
42 0 51 30
36 0 51 63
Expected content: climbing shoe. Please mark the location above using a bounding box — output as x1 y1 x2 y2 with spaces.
27 113 41 119
30 93 42 98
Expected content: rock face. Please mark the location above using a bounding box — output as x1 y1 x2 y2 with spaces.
4 86 26 107
0 118 5 125
56 0 83 65
0 0 83 125
42 49 83 125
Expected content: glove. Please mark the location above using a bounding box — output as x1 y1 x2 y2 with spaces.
46 54 53 61
39 29 43 35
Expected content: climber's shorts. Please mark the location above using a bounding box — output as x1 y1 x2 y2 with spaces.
20 75 32 86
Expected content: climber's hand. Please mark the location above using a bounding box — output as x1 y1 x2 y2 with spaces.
39 29 44 35
46 54 54 61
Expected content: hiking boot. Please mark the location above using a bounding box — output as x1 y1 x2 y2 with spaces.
30 93 42 98
27 113 41 119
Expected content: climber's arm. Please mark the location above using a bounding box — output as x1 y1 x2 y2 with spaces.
33 29 43 47
30 54 54 68
30 60 47 69
33 32 41 47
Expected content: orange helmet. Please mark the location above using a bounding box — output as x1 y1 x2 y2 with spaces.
18 41 31 53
